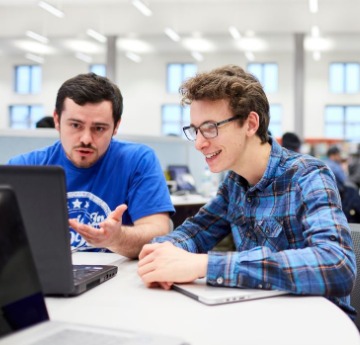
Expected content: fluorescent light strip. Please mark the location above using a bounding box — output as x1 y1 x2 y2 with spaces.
126 52 142 63
38 1 64 18
191 51 204 62
245 51 255 61
228 26 241 40
311 26 320 37
75 52 92 63
86 29 107 43
25 53 44 64
164 27 180 42
309 0 318 13
26 30 49 44
132 0 152 17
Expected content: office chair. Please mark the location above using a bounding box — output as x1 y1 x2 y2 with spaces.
349 223 360 330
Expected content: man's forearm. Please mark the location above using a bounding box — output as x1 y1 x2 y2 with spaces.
109 218 171 259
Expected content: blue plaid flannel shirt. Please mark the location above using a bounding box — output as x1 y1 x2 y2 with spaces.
154 139 356 318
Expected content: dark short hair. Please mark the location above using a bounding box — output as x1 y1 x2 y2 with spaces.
327 145 341 157
282 132 301 151
36 116 55 128
55 73 123 126
179 65 270 143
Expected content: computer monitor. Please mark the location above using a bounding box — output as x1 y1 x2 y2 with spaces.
167 165 197 193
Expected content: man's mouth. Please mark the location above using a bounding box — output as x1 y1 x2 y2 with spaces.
204 150 221 159
76 148 94 156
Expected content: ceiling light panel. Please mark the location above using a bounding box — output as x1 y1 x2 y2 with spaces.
164 28 180 42
117 38 153 53
86 29 107 43
25 53 45 64
304 36 333 51
132 0 152 17
311 26 320 37
13 40 55 55
309 0 319 14
125 52 142 63
235 37 267 52
245 51 255 61
181 37 216 53
75 52 92 63
191 51 204 62
38 1 64 18
63 39 103 54
25 30 49 44
228 26 241 40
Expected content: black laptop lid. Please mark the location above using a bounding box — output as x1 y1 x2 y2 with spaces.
0 165 74 295
0 186 49 338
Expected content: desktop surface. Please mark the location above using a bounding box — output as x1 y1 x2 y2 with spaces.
45 252 360 345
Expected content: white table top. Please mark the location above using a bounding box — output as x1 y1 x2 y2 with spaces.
171 194 210 206
46 252 360 345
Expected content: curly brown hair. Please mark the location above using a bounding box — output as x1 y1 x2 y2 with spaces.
180 65 270 143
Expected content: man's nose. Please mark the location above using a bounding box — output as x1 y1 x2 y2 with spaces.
194 131 209 151
80 129 93 145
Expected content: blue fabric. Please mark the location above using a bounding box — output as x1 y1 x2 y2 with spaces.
153 139 356 319
8 139 174 251
324 158 347 186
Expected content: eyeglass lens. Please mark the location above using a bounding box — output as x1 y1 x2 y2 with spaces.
185 122 217 140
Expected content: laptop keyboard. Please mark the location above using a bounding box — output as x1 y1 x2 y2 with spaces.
31 329 131 345
72 266 103 284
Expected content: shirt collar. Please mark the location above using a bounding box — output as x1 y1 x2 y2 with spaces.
249 137 283 191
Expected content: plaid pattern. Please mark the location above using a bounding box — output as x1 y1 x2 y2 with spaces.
154 139 356 318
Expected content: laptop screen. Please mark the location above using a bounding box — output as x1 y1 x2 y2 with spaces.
167 165 197 192
0 186 49 338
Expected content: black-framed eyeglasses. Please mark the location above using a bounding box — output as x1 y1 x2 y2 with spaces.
182 116 239 141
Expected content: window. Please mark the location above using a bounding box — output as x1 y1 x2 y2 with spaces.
247 63 278 93
14 65 41 94
161 104 190 137
90 64 106 77
167 63 197 94
329 63 360 93
325 105 360 140
268 104 282 138
9 105 44 129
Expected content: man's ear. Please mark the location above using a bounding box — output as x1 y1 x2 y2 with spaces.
246 111 260 137
53 111 60 131
113 119 121 136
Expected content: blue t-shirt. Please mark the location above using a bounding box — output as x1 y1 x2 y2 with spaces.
8 139 175 251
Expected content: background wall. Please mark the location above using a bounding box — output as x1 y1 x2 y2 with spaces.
0 50 296 135
1 47 359 138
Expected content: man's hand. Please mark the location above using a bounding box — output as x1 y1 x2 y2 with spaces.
137 242 208 289
69 204 127 252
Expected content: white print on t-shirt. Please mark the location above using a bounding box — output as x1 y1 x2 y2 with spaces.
67 191 111 250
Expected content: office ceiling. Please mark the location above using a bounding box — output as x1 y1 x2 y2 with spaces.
0 0 359 62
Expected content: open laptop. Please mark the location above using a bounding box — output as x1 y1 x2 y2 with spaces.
173 278 288 305
0 185 188 345
0 165 117 296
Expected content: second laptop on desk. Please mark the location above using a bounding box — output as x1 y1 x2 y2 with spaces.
173 278 288 305
0 165 117 296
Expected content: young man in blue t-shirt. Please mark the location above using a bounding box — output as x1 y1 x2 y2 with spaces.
8 73 174 258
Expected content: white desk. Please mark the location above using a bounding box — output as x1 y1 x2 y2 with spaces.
46 252 360 345
171 194 210 206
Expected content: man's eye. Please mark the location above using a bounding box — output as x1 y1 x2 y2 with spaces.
71 123 80 129
95 127 105 132
201 124 215 132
